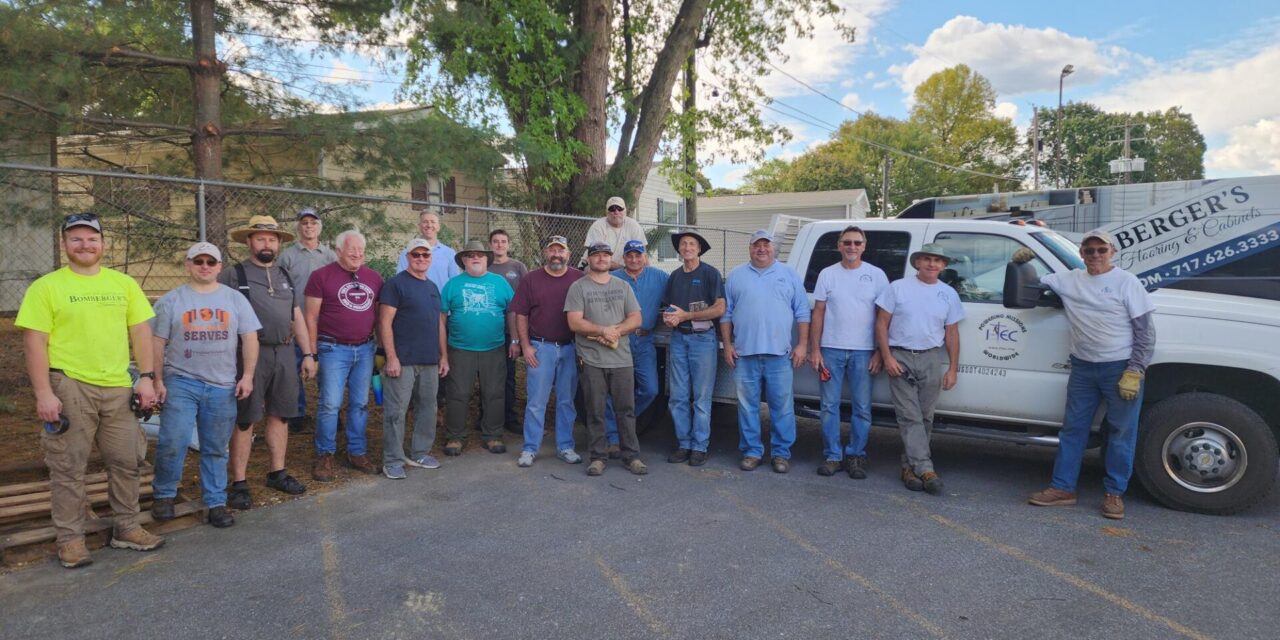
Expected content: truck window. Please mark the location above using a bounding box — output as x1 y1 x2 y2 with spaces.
933 232 1051 303
804 230 911 291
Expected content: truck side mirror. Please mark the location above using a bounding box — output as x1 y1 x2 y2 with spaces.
1003 261 1044 308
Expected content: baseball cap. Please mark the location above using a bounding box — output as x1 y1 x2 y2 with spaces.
62 212 102 233
750 229 774 244
606 196 626 211
587 242 614 255
1082 229 1117 248
545 235 569 249
623 240 646 254
405 238 432 253
297 208 320 220
185 241 222 262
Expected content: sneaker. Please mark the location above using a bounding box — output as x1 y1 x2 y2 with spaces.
689 451 708 467
1028 487 1078 507
207 506 235 528
1102 494 1125 520
344 452 378 475
624 458 649 475
771 457 790 474
607 444 622 460
312 453 336 482
901 467 924 492
58 539 92 569
110 527 164 552
518 451 535 467
845 456 868 480
443 440 463 457
740 456 761 471
405 454 441 470
228 482 252 510
816 460 841 477
667 448 692 464
557 449 582 464
265 472 306 495
383 464 407 480
485 439 507 454
151 497 175 521
920 471 944 496
586 460 606 476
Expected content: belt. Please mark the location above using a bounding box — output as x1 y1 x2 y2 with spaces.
634 329 650 337
530 336 573 346
676 327 712 335
891 346 938 354
318 335 373 346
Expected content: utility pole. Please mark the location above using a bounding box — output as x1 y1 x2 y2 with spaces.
1054 64 1074 188
881 155 892 217
1107 120 1146 186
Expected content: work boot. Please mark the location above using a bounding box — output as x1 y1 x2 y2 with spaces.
1102 494 1125 520
816 460 841 476
150 497 175 521
771 457 790 474
344 452 378 475
587 460 606 476
312 453 336 482
920 471 944 496
901 467 924 492
207 506 235 528
1028 487 1077 507
689 451 709 467
58 539 92 569
110 527 164 552
667 448 692 464
740 456 761 471
845 455 867 480
624 458 649 475
228 481 252 510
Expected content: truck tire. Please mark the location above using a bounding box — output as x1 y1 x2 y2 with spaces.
1135 393 1278 515
635 397 670 436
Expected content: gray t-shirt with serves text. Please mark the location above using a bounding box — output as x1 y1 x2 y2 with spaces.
152 284 262 388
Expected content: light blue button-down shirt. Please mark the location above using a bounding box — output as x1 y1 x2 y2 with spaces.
611 265 669 331
397 240 461 291
723 260 810 357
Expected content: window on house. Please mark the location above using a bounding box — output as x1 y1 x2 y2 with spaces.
655 198 686 260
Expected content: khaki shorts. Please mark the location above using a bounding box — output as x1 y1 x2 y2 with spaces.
237 343 300 425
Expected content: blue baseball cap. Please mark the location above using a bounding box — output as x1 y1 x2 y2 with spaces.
623 240 646 254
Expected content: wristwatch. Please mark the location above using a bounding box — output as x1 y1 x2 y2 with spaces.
303 353 317 360
137 371 156 380
510 340 519 345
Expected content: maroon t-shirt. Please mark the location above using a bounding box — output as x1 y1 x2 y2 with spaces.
304 262 383 343
510 267 584 343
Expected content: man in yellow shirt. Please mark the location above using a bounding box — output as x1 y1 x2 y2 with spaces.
16 212 165 569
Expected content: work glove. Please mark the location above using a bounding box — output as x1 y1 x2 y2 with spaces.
1118 370 1143 401
1012 248 1036 264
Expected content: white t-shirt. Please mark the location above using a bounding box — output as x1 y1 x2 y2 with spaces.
1041 267 1154 362
814 261 889 350
584 216 646 257
875 276 965 350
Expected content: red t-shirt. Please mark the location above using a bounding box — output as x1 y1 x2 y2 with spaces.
304 262 383 343
509 267 584 343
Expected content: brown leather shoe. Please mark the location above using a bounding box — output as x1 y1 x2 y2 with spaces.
345 452 378 475
485 439 507 454
771 457 790 474
920 471 944 495
740 456 761 471
110 527 164 551
58 539 92 569
586 460 606 476
1028 487 1078 506
624 458 649 475
901 467 924 492
312 453 336 482
1102 494 1125 520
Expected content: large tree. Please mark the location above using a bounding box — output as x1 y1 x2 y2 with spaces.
908 64 1020 195
387 0 853 215
1031 103 1205 187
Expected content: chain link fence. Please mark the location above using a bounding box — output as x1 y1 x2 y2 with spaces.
0 163 753 311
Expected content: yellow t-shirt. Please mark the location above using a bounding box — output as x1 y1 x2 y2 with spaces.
15 267 155 388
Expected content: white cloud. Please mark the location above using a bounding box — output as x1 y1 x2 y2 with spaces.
322 60 365 84
840 92 871 112
720 165 751 188
760 1 895 97
1205 119 1280 176
993 101 1018 122
891 16 1143 96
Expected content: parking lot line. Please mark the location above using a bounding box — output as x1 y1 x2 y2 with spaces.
715 488 948 638
593 554 671 636
891 496 1214 640
317 494 350 639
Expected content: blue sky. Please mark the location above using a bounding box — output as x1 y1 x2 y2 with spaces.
234 1 1280 190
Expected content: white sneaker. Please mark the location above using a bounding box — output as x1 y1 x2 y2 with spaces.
517 451 535 467
557 449 582 464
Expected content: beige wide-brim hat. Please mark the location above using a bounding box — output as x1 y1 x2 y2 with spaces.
230 215 296 244
909 242 953 265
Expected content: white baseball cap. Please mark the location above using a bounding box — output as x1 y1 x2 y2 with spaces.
186 242 222 262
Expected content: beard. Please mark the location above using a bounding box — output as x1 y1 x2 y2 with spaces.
545 257 566 272
255 250 276 263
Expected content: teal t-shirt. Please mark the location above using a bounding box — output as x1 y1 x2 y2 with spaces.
441 271 513 352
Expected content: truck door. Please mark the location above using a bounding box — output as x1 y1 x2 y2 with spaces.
929 231 1071 424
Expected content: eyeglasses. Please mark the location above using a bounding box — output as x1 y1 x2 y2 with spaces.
608 206 625 212
409 251 431 259
840 240 865 247
1081 247 1111 256
190 257 219 267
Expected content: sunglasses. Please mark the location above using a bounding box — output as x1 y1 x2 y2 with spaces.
190 257 219 267
608 206 625 212
409 251 431 259
63 212 99 224
840 240 865 247
1081 247 1111 256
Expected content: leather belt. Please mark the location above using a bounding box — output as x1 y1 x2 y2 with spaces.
634 329 650 337
676 327 712 335
530 336 573 346
891 346 938 354
318 335 373 346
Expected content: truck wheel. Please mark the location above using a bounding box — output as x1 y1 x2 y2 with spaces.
1135 393 1278 515
635 396 670 437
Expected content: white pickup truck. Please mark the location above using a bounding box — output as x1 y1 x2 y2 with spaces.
677 218 1279 515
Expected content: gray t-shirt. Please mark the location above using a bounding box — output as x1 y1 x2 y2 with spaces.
217 261 298 344
152 284 262 388
564 275 640 368
489 259 528 294
278 242 337 307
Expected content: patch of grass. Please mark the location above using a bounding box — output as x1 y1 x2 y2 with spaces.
0 397 17 415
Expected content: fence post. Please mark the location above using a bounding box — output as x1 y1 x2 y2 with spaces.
721 229 727 272
463 206 470 242
197 181 207 242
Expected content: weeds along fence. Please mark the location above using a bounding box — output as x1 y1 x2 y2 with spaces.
0 163 752 310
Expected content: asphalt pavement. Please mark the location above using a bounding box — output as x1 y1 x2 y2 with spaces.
2 414 1278 640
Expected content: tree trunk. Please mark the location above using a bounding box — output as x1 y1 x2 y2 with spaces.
683 51 697 226
190 0 226 249
568 0 613 212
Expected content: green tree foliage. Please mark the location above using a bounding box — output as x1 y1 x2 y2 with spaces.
1031 103 1205 187
908 64 1020 195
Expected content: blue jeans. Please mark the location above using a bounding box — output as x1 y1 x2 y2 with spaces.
819 348 874 461
668 331 718 452
735 354 796 459
1051 356 1143 495
605 333 658 444
295 344 308 418
522 340 578 454
153 375 237 508
316 340 375 456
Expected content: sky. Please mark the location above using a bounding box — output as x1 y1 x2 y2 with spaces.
238 1 1280 191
